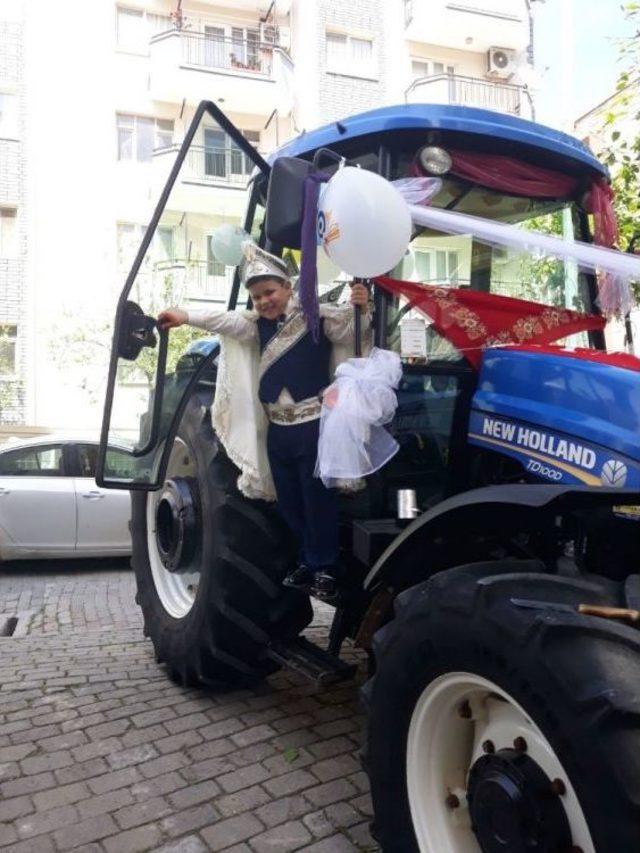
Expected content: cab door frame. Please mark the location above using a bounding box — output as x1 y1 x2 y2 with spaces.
97 101 269 491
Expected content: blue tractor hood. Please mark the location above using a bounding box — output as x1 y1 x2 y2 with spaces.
469 346 640 488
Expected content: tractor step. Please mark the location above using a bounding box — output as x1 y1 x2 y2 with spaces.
266 636 358 686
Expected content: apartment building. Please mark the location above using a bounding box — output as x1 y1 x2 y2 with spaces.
3 0 534 430
0 2 26 427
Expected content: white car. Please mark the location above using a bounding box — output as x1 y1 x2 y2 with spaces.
0 436 132 560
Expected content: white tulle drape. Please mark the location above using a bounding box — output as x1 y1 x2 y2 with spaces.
406 202 639 318
315 348 403 488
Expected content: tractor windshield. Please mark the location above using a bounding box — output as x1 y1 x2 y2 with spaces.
385 177 593 362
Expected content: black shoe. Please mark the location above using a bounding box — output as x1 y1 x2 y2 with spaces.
282 565 314 590
311 571 339 602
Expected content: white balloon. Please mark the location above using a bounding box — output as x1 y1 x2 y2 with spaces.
210 223 251 266
316 246 341 285
318 167 412 278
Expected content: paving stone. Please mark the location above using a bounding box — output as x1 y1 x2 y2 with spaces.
200 813 264 849
0 793 34 822
216 783 272 817
113 794 172 830
160 803 219 838
217 762 272 794
305 779 359 808
76 787 134 819
249 819 312 852
254 795 310 829
168 778 221 810
33 781 90 811
16 804 80 839
302 835 359 852
150 835 209 853
263 769 317 798
103 822 163 853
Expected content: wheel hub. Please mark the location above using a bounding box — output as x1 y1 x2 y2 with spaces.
155 477 199 573
467 748 572 852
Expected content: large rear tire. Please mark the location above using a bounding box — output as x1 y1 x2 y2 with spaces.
130 395 313 687
364 561 640 852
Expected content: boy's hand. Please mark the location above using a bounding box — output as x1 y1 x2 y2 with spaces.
157 308 188 331
349 282 369 309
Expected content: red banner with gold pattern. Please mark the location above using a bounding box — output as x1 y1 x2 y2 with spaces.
374 276 606 368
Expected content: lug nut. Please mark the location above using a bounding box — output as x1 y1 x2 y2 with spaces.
445 793 460 809
513 736 527 752
482 740 495 754
550 778 566 796
458 700 472 719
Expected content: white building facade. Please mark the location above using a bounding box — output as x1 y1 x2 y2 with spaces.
1 0 533 432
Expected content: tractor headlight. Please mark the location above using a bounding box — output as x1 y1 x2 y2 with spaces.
418 146 452 176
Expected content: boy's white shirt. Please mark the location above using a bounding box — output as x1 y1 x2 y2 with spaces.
187 295 371 501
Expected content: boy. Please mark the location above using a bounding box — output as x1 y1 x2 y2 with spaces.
158 244 369 600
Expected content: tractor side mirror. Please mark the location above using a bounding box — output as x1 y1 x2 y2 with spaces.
265 156 313 249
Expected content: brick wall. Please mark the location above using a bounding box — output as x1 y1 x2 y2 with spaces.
0 17 27 425
316 0 386 123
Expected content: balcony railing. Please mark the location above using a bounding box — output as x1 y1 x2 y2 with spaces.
180 31 273 76
154 259 233 302
153 144 262 187
405 73 532 117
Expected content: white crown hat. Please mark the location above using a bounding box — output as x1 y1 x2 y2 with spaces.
241 241 289 286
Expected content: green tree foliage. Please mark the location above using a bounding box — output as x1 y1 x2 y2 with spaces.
599 3 640 298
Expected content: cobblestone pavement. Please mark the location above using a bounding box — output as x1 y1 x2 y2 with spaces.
0 562 379 852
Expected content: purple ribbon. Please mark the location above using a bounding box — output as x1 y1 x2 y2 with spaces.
299 172 330 342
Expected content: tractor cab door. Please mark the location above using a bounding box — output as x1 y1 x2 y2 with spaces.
96 101 269 490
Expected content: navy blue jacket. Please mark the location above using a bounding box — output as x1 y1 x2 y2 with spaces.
257 317 331 404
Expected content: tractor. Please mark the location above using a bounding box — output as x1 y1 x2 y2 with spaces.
98 101 640 852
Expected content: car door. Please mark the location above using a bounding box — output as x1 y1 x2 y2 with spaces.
0 443 76 557
73 444 131 554
97 100 269 492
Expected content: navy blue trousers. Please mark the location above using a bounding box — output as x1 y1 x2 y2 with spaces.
266 419 339 571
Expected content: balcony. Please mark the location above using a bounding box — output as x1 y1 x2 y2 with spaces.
404 0 528 52
405 74 533 119
149 30 294 114
154 259 234 304
151 144 258 217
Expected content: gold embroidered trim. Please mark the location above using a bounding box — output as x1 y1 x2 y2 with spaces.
428 287 577 350
259 310 308 379
265 397 322 425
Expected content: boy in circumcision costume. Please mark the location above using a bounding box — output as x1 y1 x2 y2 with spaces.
158 243 370 601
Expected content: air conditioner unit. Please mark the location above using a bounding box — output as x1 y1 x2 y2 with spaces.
487 47 517 80
260 23 279 45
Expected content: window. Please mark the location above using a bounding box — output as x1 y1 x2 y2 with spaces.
117 114 174 162
0 324 17 374
413 249 460 284
411 60 455 79
0 445 65 477
326 32 374 76
206 235 226 277
77 444 98 478
0 92 18 138
203 127 259 180
0 208 17 258
116 6 171 52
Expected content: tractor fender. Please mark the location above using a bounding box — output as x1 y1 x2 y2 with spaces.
363 483 640 592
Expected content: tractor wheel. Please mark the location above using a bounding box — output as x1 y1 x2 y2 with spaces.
363 560 640 852
130 394 313 687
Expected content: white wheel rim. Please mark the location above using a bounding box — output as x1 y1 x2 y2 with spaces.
146 438 200 619
406 671 595 853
